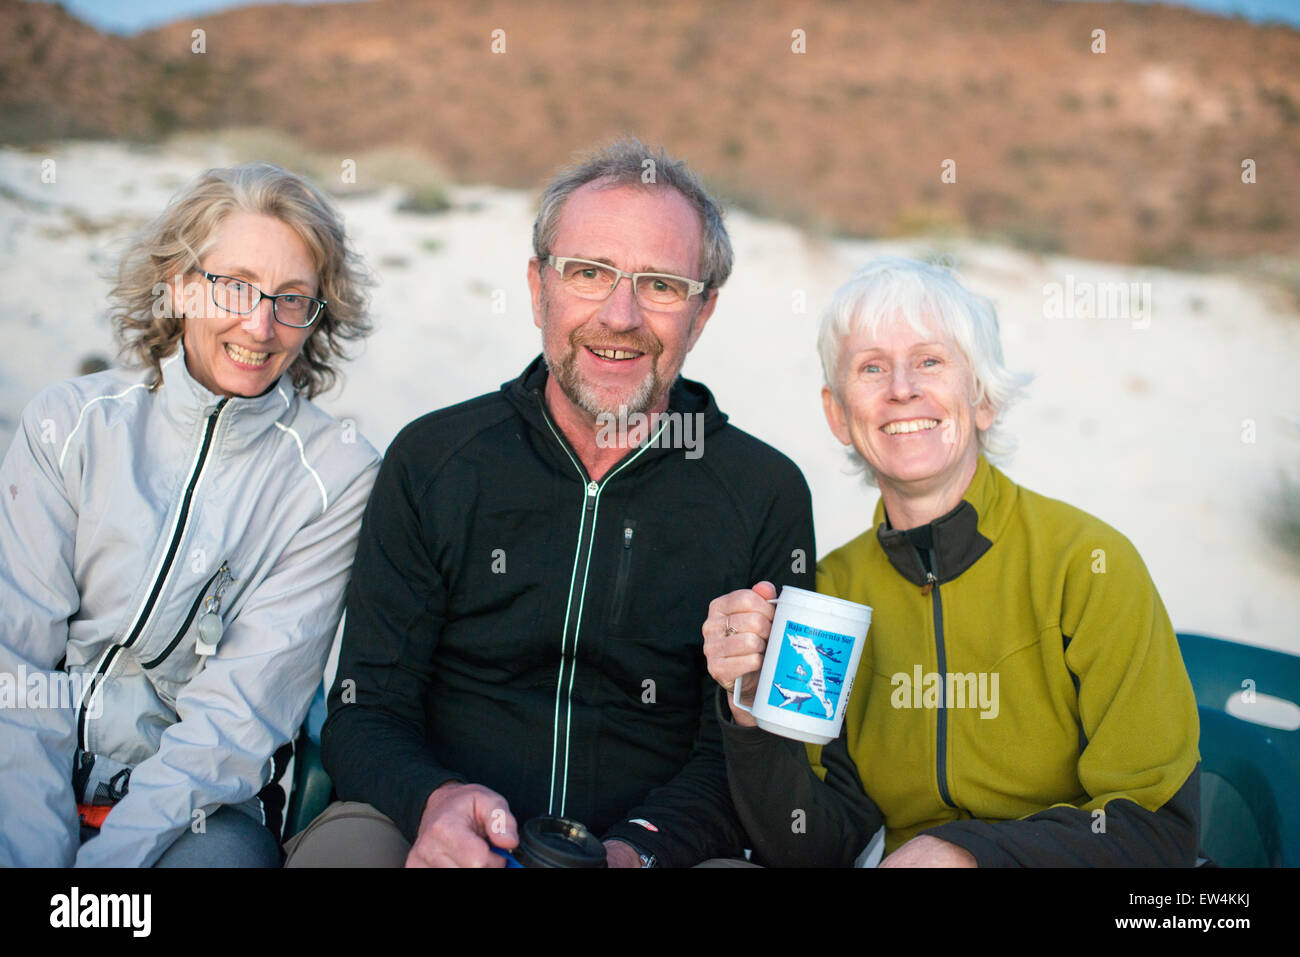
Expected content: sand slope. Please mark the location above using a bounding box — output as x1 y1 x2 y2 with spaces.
2 141 1296 655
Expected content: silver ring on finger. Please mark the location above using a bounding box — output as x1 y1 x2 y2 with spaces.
724 614 736 637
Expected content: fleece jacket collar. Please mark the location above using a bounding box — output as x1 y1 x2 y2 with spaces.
875 455 1016 587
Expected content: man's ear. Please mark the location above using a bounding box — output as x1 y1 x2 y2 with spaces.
686 288 718 350
822 385 852 447
527 257 544 329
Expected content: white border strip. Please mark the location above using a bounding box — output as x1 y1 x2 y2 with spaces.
273 421 328 514
557 419 668 815
58 384 148 470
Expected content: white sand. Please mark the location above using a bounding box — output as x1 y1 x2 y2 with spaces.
2 140 1297 657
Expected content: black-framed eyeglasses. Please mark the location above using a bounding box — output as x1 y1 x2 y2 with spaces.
545 256 706 311
196 269 326 328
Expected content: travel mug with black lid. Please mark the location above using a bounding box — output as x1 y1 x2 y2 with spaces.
511 815 607 868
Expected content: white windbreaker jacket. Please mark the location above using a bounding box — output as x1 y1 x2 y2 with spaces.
0 346 379 867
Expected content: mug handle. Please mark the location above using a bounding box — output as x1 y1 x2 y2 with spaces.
732 676 754 715
730 597 779 715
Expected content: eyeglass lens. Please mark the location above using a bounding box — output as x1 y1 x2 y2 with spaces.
558 261 691 306
211 276 319 325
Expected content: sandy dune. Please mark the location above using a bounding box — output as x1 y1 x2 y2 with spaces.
1 140 1297 655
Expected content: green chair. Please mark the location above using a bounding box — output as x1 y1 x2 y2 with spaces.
283 682 333 841
1176 632 1300 867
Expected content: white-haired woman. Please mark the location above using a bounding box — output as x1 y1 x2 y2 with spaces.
0 163 380 867
703 257 1200 867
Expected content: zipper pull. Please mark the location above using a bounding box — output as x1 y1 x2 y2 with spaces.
920 546 939 595
586 480 598 511
623 526 634 548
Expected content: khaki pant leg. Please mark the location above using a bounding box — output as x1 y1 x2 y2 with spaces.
283 801 411 868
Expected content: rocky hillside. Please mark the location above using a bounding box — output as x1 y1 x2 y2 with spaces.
2 0 1298 265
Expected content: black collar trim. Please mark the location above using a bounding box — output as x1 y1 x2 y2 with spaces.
877 498 992 586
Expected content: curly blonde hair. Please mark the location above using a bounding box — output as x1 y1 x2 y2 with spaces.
110 162 372 398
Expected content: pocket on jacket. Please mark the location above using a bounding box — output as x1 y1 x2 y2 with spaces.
606 518 637 631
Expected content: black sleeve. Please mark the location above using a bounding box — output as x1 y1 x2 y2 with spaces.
320 439 463 843
603 453 818 867
925 765 1201 867
713 460 886 868
603 675 748 867
718 689 884 867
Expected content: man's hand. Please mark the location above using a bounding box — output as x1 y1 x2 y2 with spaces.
879 834 977 868
702 580 778 726
603 839 643 868
405 781 519 868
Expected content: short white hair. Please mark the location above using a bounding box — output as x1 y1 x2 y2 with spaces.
817 256 1032 464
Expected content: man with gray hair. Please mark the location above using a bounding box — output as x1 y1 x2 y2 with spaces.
284 139 815 867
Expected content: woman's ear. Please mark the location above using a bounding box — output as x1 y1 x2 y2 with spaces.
975 396 997 432
822 385 852 447
169 272 187 320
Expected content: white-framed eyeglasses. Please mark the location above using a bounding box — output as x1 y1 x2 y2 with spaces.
546 256 706 311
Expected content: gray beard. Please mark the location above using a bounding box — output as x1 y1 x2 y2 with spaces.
543 343 663 419
537 276 687 419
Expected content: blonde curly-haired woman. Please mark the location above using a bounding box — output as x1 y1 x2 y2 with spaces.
0 163 380 867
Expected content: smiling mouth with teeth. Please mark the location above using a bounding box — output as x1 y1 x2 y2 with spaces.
882 418 940 435
225 342 271 367
587 347 643 361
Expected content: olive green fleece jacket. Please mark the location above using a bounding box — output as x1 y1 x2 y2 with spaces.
720 455 1201 866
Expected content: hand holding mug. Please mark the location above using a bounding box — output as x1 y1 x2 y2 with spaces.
711 585 872 745
703 580 779 725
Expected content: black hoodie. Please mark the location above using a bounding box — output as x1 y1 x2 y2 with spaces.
322 356 816 866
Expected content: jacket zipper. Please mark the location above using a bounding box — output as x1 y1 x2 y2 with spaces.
923 546 955 808
77 398 228 750
140 563 225 669
609 521 636 627
537 396 666 816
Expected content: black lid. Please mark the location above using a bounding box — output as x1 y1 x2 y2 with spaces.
514 815 608 869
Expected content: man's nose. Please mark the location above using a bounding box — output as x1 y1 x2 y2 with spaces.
240 297 277 340
597 275 644 332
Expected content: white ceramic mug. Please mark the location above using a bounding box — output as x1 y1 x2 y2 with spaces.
732 585 872 745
